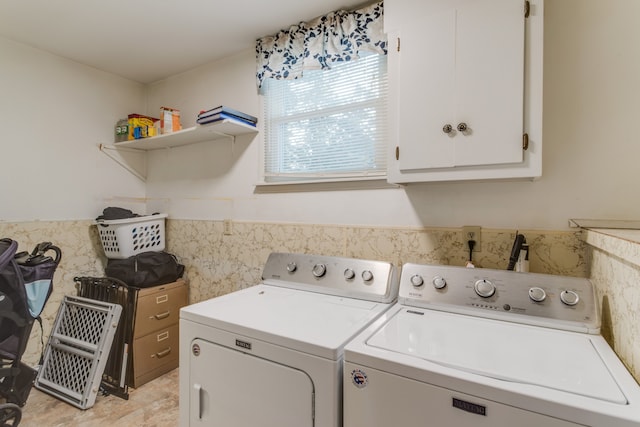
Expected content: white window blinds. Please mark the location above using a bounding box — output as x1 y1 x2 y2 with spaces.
262 52 388 182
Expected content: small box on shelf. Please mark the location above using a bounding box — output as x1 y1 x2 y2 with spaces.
127 114 159 140
161 106 181 134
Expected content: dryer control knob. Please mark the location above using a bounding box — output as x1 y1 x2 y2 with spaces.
474 279 496 298
432 276 447 289
362 270 374 282
286 262 297 273
529 287 546 302
560 290 580 306
410 274 424 287
312 263 327 278
344 268 356 280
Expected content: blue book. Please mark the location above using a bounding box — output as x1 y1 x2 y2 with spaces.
198 106 257 124
197 112 257 127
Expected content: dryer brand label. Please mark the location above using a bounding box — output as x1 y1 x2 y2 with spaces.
235 339 252 350
351 369 368 388
452 398 486 416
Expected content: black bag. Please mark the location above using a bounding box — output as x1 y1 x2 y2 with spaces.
105 251 185 288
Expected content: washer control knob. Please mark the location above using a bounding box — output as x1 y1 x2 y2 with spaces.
344 268 355 280
410 274 424 287
560 290 580 306
528 287 546 302
362 270 374 282
286 262 297 273
474 279 496 298
312 263 327 278
432 276 447 289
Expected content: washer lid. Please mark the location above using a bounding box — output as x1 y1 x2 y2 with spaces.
366 308 627 404
181 284 391 360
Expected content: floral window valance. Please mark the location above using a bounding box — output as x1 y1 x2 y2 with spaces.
255 1 386 92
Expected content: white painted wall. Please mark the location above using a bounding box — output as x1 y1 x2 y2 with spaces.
0 37 147 221
144 0 640 230
3 0 639 230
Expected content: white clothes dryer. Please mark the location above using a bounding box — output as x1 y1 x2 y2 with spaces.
344 264 640 427
180 252 398 427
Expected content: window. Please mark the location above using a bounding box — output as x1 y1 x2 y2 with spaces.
262 53 388 183
255 1 387 186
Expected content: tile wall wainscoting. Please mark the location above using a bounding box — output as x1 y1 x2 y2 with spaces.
0 220 104 366
1 220 637 384
165 220 589 303
584 229 640 384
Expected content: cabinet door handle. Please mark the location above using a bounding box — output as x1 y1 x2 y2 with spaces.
443 124 453 134
154 311 170 320
156 347 171 358
194 383 203 419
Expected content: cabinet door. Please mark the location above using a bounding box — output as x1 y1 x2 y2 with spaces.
396 5 457 169
387 0 532 178
454 0 525 167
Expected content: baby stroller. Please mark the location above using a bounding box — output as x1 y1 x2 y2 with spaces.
0 238 61 426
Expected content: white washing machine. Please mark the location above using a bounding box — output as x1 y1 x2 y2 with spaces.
344 264 640 427
180 252 399 427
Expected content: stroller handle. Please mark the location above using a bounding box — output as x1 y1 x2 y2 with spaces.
31 242 62 264
28 242 62 266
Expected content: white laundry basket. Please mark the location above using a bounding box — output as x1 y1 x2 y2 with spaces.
96 213 167 259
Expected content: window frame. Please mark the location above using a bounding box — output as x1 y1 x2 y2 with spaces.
258 52 390 188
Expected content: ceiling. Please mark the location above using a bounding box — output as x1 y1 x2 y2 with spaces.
0 0 368 84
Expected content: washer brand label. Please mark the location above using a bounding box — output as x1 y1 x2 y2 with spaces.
452 398 486 416
235 339 252 350
351 369 368 388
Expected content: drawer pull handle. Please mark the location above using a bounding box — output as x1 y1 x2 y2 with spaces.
154 311 170 320
156 348 171 358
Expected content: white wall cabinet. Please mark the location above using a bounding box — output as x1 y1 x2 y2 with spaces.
385 0 543 183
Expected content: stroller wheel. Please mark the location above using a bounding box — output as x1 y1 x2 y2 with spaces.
0 403 21 426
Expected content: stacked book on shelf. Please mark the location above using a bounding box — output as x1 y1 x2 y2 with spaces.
197 106 257 127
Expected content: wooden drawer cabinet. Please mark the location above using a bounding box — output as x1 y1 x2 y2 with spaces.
131 324 180 388
129 279 188 388
134 281 187 337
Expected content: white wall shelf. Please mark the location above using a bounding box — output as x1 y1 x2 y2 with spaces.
113 119 258 150
99 119 258 181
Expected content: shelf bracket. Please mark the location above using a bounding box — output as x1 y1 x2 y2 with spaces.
99 143 147 181
206 130 236 145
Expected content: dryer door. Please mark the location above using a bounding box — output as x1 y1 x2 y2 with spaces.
189 338 314 426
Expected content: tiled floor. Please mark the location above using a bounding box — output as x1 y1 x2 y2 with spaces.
20 368 179 427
